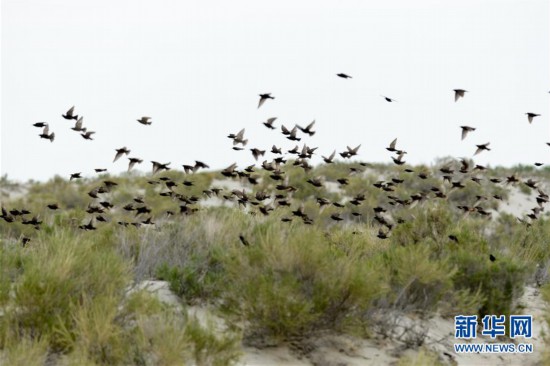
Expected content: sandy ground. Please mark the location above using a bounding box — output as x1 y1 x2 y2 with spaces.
497 187 540 219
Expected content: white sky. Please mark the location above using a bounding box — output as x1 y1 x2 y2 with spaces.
1 0 549 182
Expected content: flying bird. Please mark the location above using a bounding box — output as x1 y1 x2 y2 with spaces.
381 95 397 103
230 128 248 146
345 144 361 157
322 150 336 163
33 122 48 128
71 117 86 132
250 148 266 161
454 89 467 102
386 138 398 152
39 125 55 142
297 120 316 136
239 234 250 247
151 161 170 174
258 93 274 108
526 113 540 124
137 116 152 125
70 172 82 181
263 117 277 130
336 73 352 79
460 126 476 140
81 131 95 140
114 147 131 162
62 106 78 120
474 143 491 156
128 157 143 171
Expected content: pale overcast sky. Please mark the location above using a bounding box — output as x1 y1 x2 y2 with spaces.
1 0 549 182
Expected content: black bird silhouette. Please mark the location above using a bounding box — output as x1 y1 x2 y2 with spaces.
344 144 361 157
94 168 107 173
336 73 352 79
114 147 131 162
39 125 55 142
271 145 282 154
454 89 467 102
128 157 143 171
137 116 152 125
526 113 540 124
258 93 274 108
194 161 209 170
62 106 78 120
250 148 266 161
322 150 336 163
33 122 48 128
460 126 476 140
330 213 344 221
230 128 248 146
221 163 238 177
81 131 95 140
448 235 459 243
70 173 82 180
381 95 397 102
151 161 170 174
71 117 86 132
263 117 277 130
489 254 496 262
474 143 490 156
297 120 316 136
386 138 398 152
392 152 406 165
239 234 250 246
286 126 301 141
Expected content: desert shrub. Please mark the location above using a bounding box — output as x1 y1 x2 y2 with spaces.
540 282 550 365
219 224 388 339
377 245 455 312
7 229 130 350
118 209 245 301
396 347 444 366
450 248 527 319
0 335 49 366
390 203 456 247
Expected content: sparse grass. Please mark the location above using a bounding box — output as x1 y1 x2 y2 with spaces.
396 347 444 366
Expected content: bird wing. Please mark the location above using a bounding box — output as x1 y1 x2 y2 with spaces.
258 97 266 108
114 151 123 162
461 128 468 140
67 106 75 115
454 90 465 102
389 138 397 149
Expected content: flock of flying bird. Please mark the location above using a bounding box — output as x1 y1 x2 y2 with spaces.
2 74 549 247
